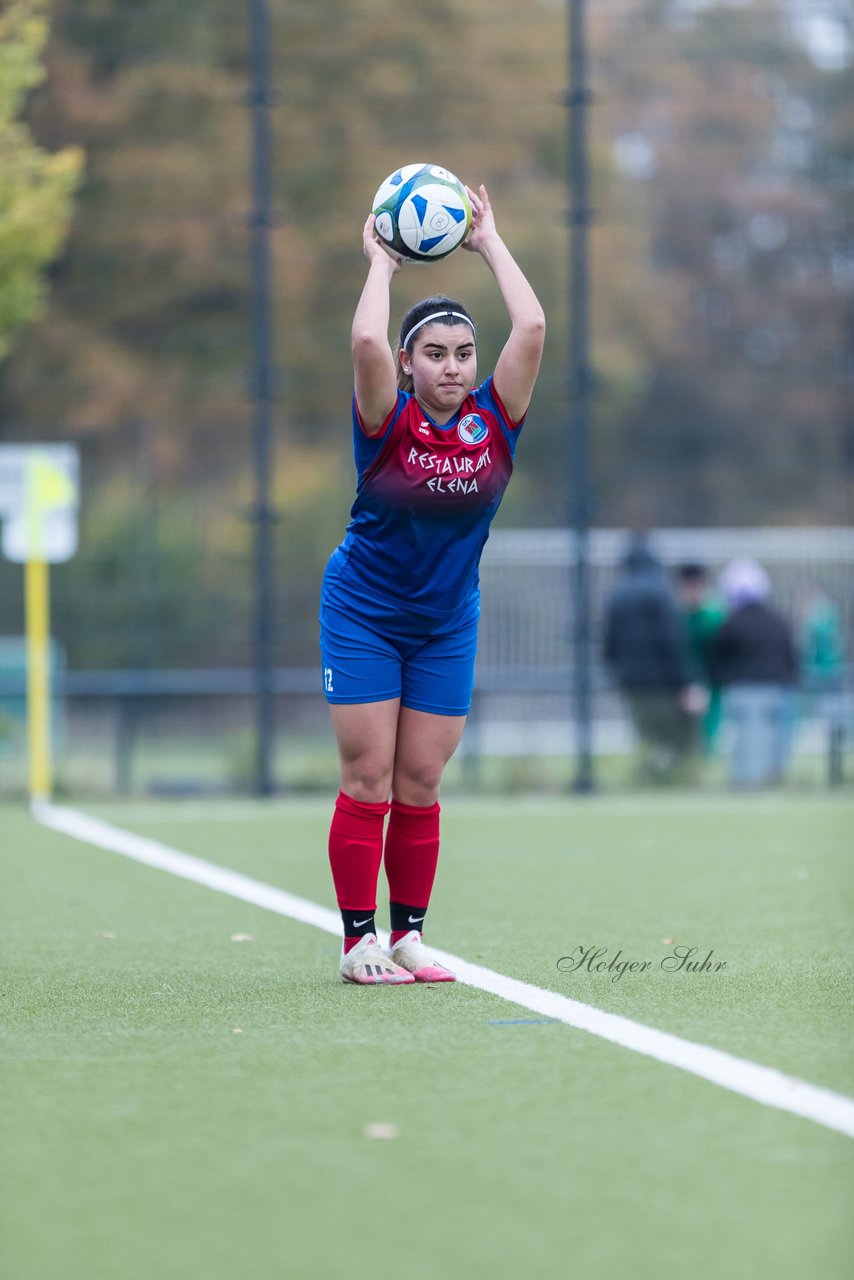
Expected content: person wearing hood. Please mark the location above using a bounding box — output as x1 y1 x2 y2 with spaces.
603 537 698 783
708 557 798 788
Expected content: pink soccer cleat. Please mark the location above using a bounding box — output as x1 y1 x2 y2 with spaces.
389 930 456 983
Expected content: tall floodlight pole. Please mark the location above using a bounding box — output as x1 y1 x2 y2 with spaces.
248 0 276 795
567 0 594 792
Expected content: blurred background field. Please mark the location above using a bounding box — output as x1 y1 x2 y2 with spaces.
0 697 847 800
0 0 852 800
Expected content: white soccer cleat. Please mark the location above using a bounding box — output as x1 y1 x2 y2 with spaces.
340 933 415 985
389 930 456 983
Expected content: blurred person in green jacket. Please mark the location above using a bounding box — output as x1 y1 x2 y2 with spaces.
676 562 726 754
797 587 846 758
798 587 845 697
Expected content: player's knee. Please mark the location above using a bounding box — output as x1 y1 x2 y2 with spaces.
342 759 393 805
392 760 443 806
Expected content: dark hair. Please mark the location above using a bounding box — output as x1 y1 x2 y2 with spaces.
396 295 477 392
677 562 708 584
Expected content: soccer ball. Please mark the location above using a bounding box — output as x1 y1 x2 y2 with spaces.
372 163 472 263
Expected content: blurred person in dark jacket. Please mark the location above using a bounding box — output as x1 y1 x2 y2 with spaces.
708 557 798 788
604 537 698 783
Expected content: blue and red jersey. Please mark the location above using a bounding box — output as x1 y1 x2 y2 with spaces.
324 377 524 620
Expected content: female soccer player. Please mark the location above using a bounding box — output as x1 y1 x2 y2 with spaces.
321 184 545 984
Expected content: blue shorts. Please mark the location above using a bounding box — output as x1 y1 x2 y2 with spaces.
319 594 479 717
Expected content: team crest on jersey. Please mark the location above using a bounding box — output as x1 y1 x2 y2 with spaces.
458 414 489 445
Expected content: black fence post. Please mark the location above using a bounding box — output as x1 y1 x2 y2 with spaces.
248 0 277 796
567 0 594 793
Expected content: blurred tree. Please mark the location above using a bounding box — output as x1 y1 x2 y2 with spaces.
0 0 83 364
596 0 853 524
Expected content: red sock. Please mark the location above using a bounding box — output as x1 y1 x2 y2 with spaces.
384 799 440 943
328 791 389 926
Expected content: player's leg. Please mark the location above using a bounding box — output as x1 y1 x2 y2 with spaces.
327 701 414 983
384 708 465 982
321 602 412 983
382 615 477 982
391 705 467 806
330 698 399 805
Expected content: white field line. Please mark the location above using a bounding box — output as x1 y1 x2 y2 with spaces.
32 800 854 1142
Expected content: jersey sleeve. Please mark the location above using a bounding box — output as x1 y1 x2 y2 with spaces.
352 390 408 477
474 377 526 459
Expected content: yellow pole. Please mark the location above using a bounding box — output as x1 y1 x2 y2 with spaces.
20 452 76 805
25 555 52 803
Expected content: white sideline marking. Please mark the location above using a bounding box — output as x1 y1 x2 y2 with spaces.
33 800 854 1142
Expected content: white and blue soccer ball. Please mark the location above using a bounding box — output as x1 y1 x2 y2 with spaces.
372 163 472 263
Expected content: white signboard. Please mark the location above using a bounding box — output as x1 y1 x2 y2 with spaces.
0 443 80 563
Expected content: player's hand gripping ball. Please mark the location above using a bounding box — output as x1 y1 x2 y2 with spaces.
372 163 472 263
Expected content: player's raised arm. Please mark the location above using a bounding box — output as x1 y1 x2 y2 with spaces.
463 184 545 423
351 216 403 435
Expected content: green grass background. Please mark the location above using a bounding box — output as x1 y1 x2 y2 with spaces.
2 793 852 1279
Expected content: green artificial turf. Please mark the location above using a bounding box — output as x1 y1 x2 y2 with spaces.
1 794 852 1279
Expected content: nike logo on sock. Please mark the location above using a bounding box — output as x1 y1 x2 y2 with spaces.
352 917 373 928
408 914 426 925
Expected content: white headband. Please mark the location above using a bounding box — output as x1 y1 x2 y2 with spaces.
402 310 475 353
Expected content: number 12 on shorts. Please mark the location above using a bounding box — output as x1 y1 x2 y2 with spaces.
323 667 334 693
